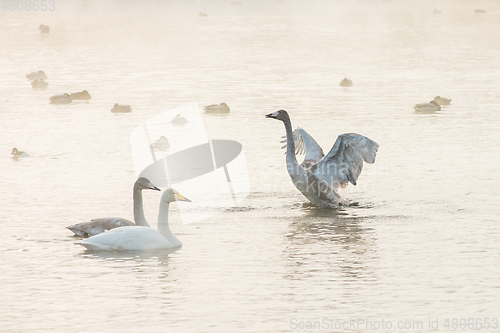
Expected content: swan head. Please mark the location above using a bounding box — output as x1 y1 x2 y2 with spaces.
162 188 191 203
265 110 289 122
136 177 161 191
430 100 440 107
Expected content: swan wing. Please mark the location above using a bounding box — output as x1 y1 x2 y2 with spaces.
67 217 135 237
75 226 173 251
281 127 325 163
313 133 378 190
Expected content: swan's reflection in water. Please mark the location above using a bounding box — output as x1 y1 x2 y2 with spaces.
283 206 378 288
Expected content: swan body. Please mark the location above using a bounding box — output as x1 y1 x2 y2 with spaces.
414 100 440 113
67 177 160 237
26 71 47 80
340 78 353 87
266 110 378 208
151 136 170 151
31 79 48 89
50 93 72 104
433 96 451 106
75 189 190 251
70 90 91 100
11 148 28 157
204 103 230 114
111 103 131 113
39 24 50 33
172 114 188 125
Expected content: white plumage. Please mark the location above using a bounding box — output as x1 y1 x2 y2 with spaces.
75 189 190 251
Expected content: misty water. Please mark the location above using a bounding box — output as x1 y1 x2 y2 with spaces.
1 0 500 332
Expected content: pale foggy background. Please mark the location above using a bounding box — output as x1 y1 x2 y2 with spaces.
1 0 500 332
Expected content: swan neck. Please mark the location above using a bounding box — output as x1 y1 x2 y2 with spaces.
133 186 150 227
283 117 299 168
157 201 172 238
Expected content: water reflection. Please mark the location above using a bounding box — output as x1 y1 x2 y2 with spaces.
80 248 177 264
284 208 378 281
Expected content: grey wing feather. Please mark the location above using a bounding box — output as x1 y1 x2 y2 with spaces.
281 127 325 163
67 217 135 237
313 133 379 190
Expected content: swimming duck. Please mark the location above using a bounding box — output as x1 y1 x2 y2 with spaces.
49 93 72 104
414 100 441 113
204 103 230 114
31 79 49 89
266 110 378 208
433 96 451 106
111 103 132 113
70 90 91 100
26 71 47 81
151 136 170 151
38 24 50 33
172 114 188 125
11 148 28 157
340 78 353 87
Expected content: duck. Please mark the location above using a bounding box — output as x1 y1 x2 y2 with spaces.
414 100 441 113
69 90 91 100
199 12 208 17
151 136 170 151
172 114 188 125
74 188 191 251
38 24 50 33
340 78 353 87
266 110 378 208
204 102 230 114
433 96 451 106
49 93 72 104
111 103 132 113
31 79 49 89
26 71 47 81
11 148 28 157
67 177 161 237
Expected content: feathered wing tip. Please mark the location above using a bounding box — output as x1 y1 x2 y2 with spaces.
357 136 379 164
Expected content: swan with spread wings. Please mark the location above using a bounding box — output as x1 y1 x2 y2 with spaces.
266 110 379 208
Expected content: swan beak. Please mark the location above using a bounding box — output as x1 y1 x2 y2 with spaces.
175 193 192 202
265 112 278 119
150 185 161 191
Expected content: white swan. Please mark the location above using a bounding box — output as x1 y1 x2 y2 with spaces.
26 71 47 80
11 148 28 157
266 110 378 208
49 93 72 104
111 103 132 113
67 177 160 237
433 96 451 106
75 189 190 251
414 100 440 113
70 90 91 100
